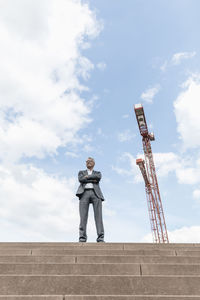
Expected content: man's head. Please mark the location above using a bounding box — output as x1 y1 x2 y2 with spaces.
86 157 95 170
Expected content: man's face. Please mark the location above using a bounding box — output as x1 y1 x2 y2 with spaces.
86 159 95 170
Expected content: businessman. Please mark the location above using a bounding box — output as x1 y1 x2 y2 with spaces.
76 157 105 242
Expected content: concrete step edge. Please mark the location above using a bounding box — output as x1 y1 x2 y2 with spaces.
1 296 200 299
1 296 200 298
0 275 199 277
1 296 200 297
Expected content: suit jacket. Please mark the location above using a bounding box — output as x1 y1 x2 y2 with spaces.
76 170 104 201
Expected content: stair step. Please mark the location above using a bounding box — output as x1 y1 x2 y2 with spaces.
0 248 197 258
30 249 176 256
0 263 200 275
0 275 199 295
0 249 178 256
0 243 200 250
1 255 200 264
77 255 200 264
0 263 140 275
141 263 200 275
0 257 76 263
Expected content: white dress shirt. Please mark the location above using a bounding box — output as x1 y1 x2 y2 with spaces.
85 169 94 189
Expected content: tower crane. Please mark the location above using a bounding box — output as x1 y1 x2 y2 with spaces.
134 104 169 243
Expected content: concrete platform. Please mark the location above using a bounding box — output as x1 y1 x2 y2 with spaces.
0 243 199 298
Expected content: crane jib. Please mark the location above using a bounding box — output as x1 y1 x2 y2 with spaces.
134 104 169 243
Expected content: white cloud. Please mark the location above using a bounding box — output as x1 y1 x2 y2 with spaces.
160 51 196 71
0 0 101 162
78 57 94 80
171 74 200 185
112 165 133 177
97 128 103 135
65 151 79 158
104 207 116 217
118 129 135 142
96 62 107 71
172 51 196 65
141 85 160 103
176 165 200 185
83 144 94 153
169 226 200 243
141 226 200 243
153 152 200 185
160 60 168 72
0 0 102 241
113 152 180 183
153 152 180 177
174 74 200 150
113 151 200 186
168 226 200 242
0 164 79 241
122 114 129 119
112 152 142 183
193 189 200 200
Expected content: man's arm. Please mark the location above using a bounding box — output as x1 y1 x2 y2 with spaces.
78 171 98 184
87 171 101 183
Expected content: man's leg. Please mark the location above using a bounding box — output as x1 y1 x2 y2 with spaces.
91 191 104 242
79 191 90 242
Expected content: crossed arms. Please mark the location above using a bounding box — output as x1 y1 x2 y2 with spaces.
78 171 101 184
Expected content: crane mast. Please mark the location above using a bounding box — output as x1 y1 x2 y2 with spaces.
134 104 169 243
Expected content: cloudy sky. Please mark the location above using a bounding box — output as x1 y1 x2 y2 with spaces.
1 0 200 242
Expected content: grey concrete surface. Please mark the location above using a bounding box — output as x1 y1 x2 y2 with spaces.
0 297 63 300
0 243 200 297
0 276 199 295
0 250 31 256
0 256 75 263
0 243 200 251
76 255 200 264
141 264 200 275
177 251 200 257
0 263 140 275
31 249 176 256
0 244 124 250
0 262 200 276
64 297 200 300
124 244 200 250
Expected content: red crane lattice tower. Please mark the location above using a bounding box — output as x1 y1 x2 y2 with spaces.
134 104 169 243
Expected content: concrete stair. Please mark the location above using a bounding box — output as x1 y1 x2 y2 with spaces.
0 243 200 299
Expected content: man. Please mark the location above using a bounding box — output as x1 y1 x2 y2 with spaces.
76 157 105 242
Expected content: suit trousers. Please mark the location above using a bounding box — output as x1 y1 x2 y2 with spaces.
79 189 104 242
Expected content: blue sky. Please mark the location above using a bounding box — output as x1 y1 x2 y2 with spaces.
1 0 200 242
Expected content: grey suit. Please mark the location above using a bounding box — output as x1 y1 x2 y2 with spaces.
76 170 104 242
